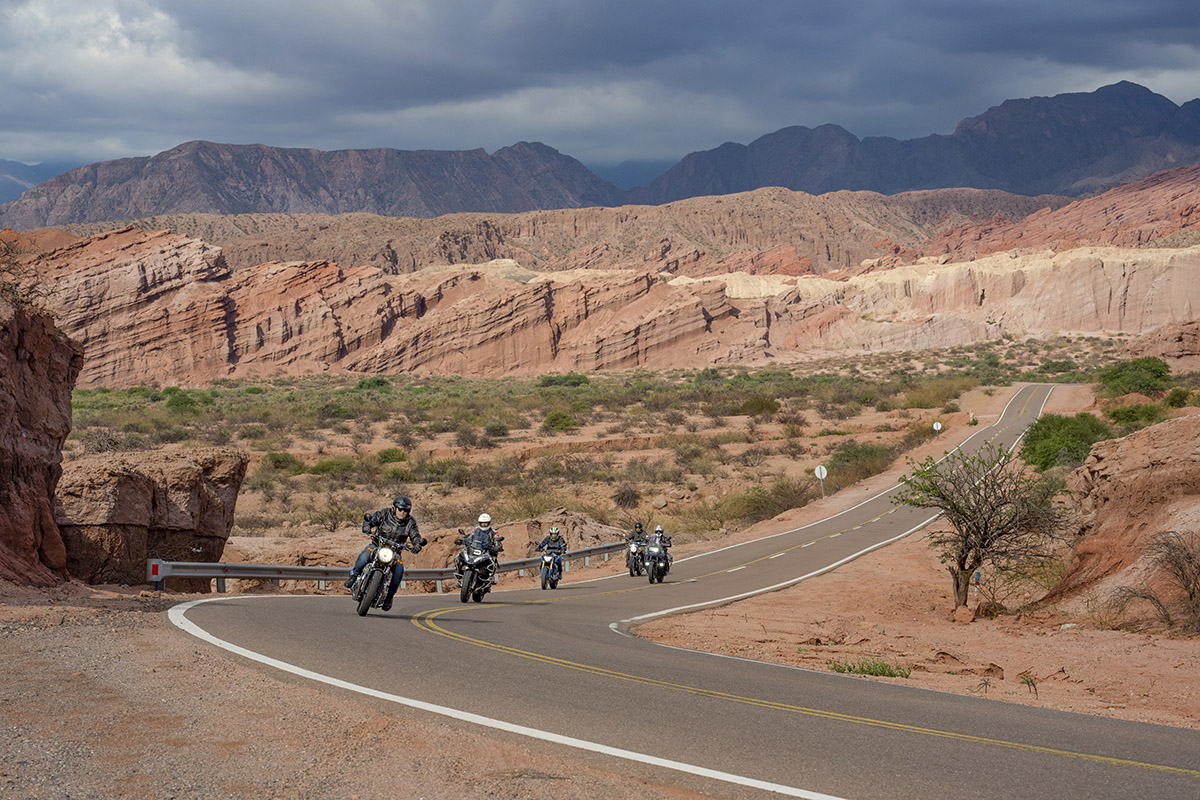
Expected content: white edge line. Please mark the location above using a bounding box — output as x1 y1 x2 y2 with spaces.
169 599 846 800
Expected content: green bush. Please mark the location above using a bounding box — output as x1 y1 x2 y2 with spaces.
1020 413 1114 471
309 457 356 477
1106 404 1165 428
261 452 307 474
354 376 392 391
541 410 580 433
826 657 911 678
740 395 780 416
538 372 590 387
726 478 816 525
1165 387 1191 408
376 447 407 464
1097 357 1172 396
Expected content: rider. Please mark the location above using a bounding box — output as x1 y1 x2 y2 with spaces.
456 512 503 577
627 521 648 544
650 524 673 570
345 495 426 612
536 526 568 576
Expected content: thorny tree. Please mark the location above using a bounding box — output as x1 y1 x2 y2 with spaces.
892 441 1071 608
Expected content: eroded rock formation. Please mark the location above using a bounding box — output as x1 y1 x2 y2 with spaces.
54 447 249 588
0 296 84 585
23 221 1200 387
1048 414 1200 601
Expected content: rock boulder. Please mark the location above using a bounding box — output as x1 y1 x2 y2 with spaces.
55 447 249 588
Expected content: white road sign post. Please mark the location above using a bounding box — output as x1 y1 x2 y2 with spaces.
814 464 827 497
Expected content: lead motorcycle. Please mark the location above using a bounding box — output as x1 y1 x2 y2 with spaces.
455 529 504 603
349 534 412 616
625 538 645 577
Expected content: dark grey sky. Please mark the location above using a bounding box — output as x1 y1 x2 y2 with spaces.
2 0 1198 168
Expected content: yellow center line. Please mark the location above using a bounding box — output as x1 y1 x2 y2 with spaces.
409 604 1199 778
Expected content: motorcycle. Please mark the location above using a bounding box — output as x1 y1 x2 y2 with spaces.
349 534 411 616
645 538 670 584
539 549 564 590
455 529 504 603
625 539 645 577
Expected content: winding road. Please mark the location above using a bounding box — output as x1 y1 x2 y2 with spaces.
172 384 1200 799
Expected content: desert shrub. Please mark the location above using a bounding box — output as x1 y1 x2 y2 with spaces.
1105 403 1165 429
663 410 687 426
1165 387 1191 408
826 657 911 678
78 429 146 454
826 440 893 484
740 395 779 416
1113 530 1200 632
538 372 590 387
1020 413 1114 471
376 447 407 464
309 457 356 477
541 410 580 433
354 376 392 392
903 377 978 409
725 478 816 525
260 452 307 474
484 421 509 438
1096 357 1172 396
613 485 641 509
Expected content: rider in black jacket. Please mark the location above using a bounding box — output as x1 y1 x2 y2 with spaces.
344 495 426 611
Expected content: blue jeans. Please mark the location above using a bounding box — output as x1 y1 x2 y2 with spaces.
352 547 404 601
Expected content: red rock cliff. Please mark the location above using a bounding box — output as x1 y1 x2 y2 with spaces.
0 296 84 585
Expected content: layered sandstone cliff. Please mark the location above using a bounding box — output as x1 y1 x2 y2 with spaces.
24 223 1200 387
55 447 249 588
0 296 83 585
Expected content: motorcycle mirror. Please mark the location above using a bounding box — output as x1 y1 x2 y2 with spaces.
457 529 465 534
497 536 505 541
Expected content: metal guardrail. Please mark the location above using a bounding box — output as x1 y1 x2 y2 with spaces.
147 540 629 593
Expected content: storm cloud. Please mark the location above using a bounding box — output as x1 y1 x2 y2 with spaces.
2 0 1198 171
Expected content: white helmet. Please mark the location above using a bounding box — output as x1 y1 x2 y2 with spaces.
654 525 664 532
478 513 492 526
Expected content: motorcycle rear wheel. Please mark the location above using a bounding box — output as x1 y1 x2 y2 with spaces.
357 571 383 616
460 570 475 603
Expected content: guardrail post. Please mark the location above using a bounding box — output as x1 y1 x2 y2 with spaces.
603 552 609 562
517 569 525 577
318 580 326 590
563 559 569 572
584 555 591 567
216 577 226 593
435 579 443 593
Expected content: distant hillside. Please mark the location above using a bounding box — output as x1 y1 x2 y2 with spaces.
0 158 77 204
0 140 622 229
61 186 1070 276
627 82 1200 204
5 82 1199 229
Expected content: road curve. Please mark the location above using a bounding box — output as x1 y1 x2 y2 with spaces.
173 384 1200 800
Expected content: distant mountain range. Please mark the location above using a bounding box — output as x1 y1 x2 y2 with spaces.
2 81 1198 229
0 158 80 205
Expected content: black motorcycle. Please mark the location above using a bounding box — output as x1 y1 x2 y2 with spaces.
645 535 671 584
455 529 503 603
349 534 411 616
625 538 645 577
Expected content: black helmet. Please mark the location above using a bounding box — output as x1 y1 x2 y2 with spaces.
393 496 412 511
634 522 643 530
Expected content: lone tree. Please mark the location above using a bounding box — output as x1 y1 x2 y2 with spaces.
893 441 1071 608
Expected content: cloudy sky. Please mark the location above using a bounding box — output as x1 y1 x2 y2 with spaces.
3 0 1199 176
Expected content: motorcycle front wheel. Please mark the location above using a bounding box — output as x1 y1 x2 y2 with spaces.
357 571 383 616
460 570 475 603
540 568 549 590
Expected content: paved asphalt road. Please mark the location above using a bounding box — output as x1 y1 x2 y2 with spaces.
175 384 1200 799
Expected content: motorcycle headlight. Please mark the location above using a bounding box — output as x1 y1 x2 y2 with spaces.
649 546 661 553
378 547 395 563
542 554 553 562
470 548 483 556
628 543 637 552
